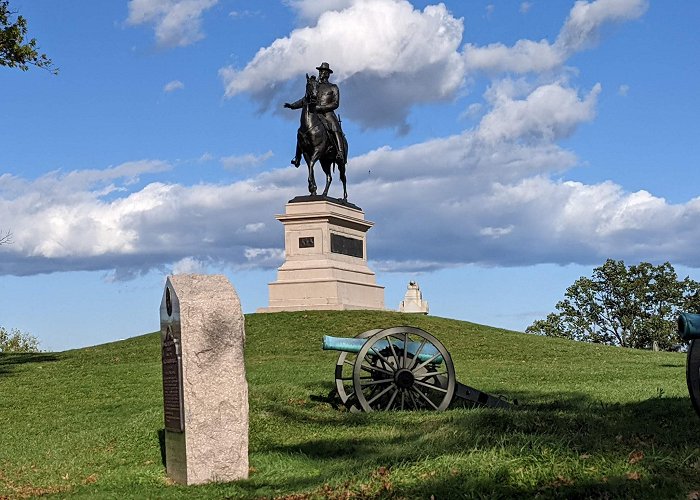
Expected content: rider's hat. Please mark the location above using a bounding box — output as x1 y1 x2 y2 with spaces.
316 62 333 74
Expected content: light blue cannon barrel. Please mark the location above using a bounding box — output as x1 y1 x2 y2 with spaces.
678 313 700 341
322 335 444 364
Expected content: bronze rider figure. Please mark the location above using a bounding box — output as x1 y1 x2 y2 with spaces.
285 62 346 167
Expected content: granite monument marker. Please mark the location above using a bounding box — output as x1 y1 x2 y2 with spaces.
160 274 249 485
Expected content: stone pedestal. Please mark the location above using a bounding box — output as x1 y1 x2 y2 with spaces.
399 281 429 314
160 274 249 485
259 196 384 312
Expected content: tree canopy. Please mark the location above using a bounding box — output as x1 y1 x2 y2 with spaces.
0 1 55 73
527 259 700 351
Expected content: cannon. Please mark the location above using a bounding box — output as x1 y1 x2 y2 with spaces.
322 326 513 412
679 313 700 417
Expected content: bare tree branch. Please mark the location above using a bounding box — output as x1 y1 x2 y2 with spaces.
0 229 12 245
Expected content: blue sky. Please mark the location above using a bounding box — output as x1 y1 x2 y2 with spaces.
2 0 699 351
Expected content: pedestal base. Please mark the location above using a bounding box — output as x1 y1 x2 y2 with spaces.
258 196 384 312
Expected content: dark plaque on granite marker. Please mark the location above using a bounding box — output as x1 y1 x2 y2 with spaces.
162 327 184 432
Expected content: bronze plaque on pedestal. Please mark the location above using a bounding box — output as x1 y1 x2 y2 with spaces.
162 327 184 432
331 233 363 258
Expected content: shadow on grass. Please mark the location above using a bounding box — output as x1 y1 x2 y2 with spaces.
0 352 59 376
252 390 700 498
158 429 166 467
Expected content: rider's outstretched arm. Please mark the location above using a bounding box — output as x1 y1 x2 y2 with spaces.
284 98 304 109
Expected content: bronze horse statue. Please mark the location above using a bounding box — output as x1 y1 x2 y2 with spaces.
292 74 348 200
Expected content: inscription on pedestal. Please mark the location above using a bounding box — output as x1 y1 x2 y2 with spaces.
299 236 315 248
162 327 184 433
331 233 363 258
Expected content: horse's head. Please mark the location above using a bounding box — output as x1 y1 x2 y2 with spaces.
305 73 318 104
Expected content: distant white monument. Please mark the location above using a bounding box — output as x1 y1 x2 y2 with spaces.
399 281 429 314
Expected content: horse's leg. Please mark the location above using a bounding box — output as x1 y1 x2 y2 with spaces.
307 159 317 195
292 132 303 168
339 161 348 201
320 159 332 197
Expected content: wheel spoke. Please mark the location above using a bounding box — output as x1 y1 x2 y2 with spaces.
412 352 441 372
386 336 402 369
407 389 419 409
412 387 439 410
385 388 399 410
416 370 447 379
360 362 392 376
408 339 428 370
414 379 448 393
360 378 393 387
369 347 394 372
367 383 396 406
400 391 405 410
403 333 409 370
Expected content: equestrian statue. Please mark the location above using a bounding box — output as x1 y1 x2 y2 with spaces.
284 62 349 201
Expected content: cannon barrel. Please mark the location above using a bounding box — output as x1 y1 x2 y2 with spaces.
322 335 443 364
678 313 700 341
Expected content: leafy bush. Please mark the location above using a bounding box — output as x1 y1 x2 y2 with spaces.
0 326 39 352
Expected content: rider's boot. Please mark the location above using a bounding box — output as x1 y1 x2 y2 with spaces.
334 131 345 162
291 143 302 168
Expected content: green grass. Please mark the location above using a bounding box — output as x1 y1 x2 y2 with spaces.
1 310 699 498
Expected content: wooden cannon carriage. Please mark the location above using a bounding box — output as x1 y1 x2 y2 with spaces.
323 326 513 412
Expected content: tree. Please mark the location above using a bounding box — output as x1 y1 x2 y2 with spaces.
0 229 10 245
0 326 39 353
0 0 56 73
526 259 700 351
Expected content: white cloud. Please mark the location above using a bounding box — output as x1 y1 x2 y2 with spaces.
220 150 274 169
221 0 465 130
126 0 218 48
477 80 601 143
520 2 533 14
239 223 266 233
243 247 285 268
618 84 630 96
480 225 514 238
172 256 208 274
0 163 297 276
286 0 354 23
3 101 700 277
464 0 646 74
556 0 648 54
221 0 646 130
229 9 260 19
163 80 184 92
463 39 562 74
459 102 483 121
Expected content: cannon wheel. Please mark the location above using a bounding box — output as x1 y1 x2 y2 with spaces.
352 327 456 412
687 339 700 417
334 329 383 411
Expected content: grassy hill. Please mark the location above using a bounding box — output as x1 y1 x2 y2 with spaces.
1 310 699 498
